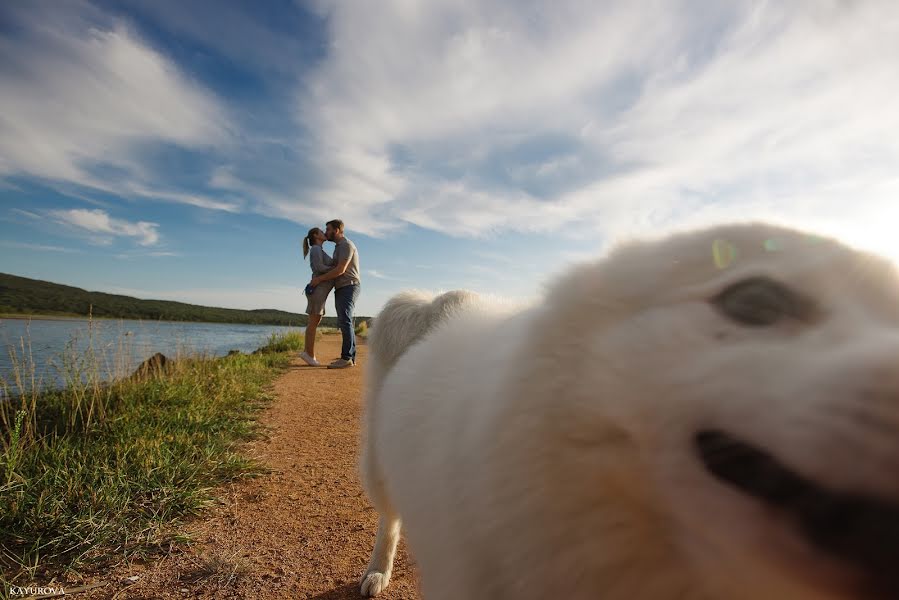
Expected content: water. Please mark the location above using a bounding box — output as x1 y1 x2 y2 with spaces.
0 317 303 393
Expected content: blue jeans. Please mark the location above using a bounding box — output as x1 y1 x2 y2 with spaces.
334 284 360 361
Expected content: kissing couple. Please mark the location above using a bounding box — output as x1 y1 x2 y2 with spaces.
299 218 362 369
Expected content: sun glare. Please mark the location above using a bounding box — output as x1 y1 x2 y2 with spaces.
825 202 899 267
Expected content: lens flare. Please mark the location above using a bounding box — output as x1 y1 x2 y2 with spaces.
712 239 738 269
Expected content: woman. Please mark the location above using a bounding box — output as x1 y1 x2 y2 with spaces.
299 227 335 366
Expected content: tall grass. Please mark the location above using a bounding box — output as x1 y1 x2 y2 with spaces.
0 329 302 589
255 330 305 354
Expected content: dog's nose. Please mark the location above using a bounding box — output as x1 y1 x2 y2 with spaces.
695 430 899 597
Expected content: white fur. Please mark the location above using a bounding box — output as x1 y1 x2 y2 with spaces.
358 223 899 599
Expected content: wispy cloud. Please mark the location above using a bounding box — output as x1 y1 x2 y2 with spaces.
366 269 404 281
49 208 160 246
292 0 899 256
122 185 243 213
0 2 231 210
114 250 181 260
4 0 899 273
10 208 42 220
0 241 82 254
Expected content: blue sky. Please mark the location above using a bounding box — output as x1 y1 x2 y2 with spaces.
2 1 899 316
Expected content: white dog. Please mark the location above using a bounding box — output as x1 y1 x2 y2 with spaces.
358 223 899 600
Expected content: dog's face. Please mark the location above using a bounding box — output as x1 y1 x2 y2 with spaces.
538 224 899 599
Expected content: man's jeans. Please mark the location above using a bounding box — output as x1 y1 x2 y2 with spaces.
334 284 360 361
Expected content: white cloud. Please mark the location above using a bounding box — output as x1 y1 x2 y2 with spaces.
0 2 231 209
50 208 160 246
0 241 82 254
10 209 43 220
114 250 181 259
122 184 242 213
366 269 404 281
295 0 899 259
5 0 899 269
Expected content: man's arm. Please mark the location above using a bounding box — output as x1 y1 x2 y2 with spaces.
312 259 349 285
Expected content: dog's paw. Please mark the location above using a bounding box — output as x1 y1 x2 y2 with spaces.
360 570 390 597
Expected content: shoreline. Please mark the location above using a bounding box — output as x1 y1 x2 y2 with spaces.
0 313 309 327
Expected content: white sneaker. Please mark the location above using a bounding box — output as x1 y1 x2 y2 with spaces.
327 358 355 369
299 351 320 366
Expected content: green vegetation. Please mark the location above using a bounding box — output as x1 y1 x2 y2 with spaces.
254 323 369 352
0 273 370 327
255 330 305 353
0 331 303 588
355 319 369 338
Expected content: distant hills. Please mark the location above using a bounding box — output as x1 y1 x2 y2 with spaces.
0 273 358 327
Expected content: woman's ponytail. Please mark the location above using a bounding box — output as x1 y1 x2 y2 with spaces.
303 227 322 259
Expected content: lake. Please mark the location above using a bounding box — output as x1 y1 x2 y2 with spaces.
0 317 303 393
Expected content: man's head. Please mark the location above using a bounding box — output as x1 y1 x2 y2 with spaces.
325 219 345 242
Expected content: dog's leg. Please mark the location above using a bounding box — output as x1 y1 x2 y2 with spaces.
360 510 402 596
359 396 402 597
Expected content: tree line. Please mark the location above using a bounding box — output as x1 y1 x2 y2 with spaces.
0 272 364 327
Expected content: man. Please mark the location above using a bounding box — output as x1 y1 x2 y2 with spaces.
310 219 361 369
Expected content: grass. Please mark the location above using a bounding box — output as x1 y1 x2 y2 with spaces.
0 330 302 590
255 330 305 354
354 320 369 339
178 551 251 589
303 320 369 339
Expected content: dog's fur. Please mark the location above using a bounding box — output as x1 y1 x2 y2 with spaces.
358 223 899 599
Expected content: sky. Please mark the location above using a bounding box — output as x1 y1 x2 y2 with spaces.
1 0 899 317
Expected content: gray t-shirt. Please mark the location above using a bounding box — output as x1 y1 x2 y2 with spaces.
333 237 361 289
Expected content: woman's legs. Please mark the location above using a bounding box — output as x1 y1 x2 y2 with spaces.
305 313 323 358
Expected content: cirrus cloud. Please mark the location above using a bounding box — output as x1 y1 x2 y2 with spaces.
49 208 160 247
4 0 899 265
291 0 899 258
0 1 232 209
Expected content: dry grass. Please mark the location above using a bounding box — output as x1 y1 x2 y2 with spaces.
178 552 251 588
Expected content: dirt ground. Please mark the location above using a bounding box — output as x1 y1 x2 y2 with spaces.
82 336 421 599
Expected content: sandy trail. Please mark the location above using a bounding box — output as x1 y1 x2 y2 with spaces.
87 337 421 599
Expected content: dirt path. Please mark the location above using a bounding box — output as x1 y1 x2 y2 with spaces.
88 337 421 599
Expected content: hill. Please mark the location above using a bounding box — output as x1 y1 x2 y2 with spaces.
0 273 362 327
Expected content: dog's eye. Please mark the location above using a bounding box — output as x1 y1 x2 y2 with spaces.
712 277 811 326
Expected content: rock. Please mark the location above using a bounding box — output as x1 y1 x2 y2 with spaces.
132 352 169 379
227 349 241 356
